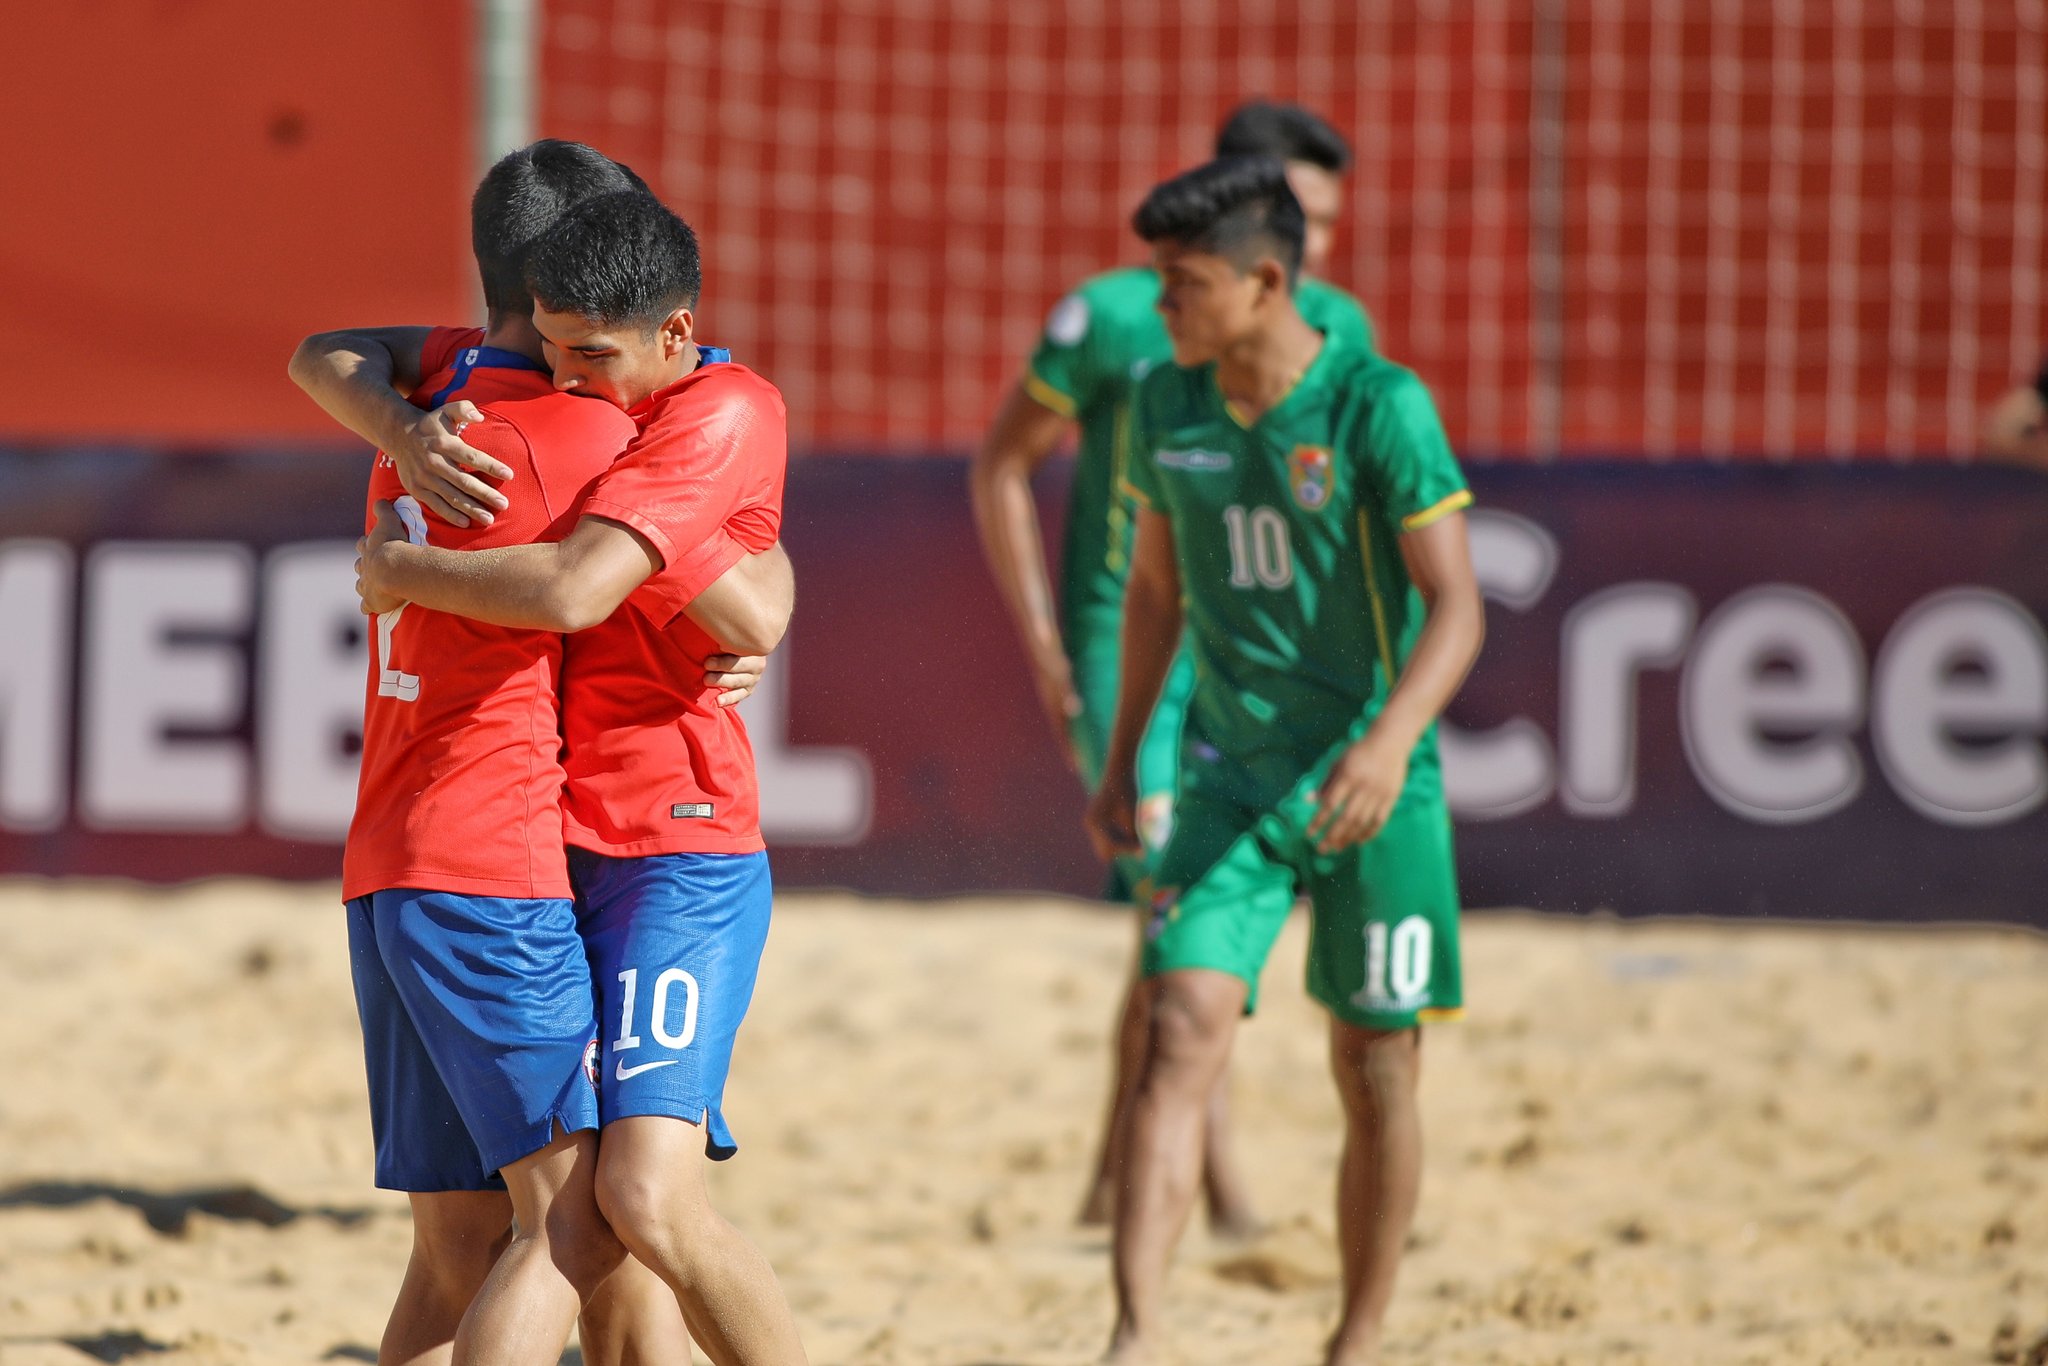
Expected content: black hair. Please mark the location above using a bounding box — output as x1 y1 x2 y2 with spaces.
471 140 649 316
523 191 702 329
1132 156 1306 285
1214 100 1352 174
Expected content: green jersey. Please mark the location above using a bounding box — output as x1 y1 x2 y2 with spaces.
1026 266 1375 645
1123 332 1470 810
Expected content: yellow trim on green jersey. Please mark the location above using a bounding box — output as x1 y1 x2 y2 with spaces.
1400 488 1475 532
1023 369 1079 418
1417 1006 1465 1023
1357 510 1398 686
1118 474 1155 511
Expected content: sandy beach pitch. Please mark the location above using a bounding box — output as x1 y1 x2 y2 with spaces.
1 879 2044 1365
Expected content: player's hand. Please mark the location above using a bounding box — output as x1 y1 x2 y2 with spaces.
704 653 767 708
1308 734 1409 854
1086 769 1142 861
1031 649 1084 774
354 500 407 616
394 400 513 528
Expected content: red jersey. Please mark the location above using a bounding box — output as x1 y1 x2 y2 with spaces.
342 326 637 901
559 351 788 857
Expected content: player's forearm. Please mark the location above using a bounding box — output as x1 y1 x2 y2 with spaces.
970 439 1067 672
370 541 611 632
1369 583 1485 754
1103 573 1182 780
684 543 795 655
288 332 423 453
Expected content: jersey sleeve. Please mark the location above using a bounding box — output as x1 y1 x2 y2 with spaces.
582 377 786 630
1024 287 1108 419
1358 371 1472 532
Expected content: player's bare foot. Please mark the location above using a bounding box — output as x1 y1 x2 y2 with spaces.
1100 1327 1164 1365
1323 1323 1383 1366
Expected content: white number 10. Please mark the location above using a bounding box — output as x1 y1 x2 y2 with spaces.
1223 504 1294 589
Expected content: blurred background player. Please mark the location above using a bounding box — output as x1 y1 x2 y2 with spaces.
1088 157 1483 1366
970 99 1375 1233
356 190 809 1365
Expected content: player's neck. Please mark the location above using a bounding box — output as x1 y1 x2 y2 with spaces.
652 341 703 392
481 311 547 364
1215 307 1324 423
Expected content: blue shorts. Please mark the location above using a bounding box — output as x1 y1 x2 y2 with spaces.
345 890 602 1192
569 849 773 1161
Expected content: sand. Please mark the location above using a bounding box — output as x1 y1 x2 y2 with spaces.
1 879 2045 1365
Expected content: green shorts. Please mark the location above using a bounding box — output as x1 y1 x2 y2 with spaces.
1068 628 1194 902
1138 739 1464 1031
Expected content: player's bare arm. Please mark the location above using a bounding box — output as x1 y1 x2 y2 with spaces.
1085 505 1182 860
1308 511 1485 854
685 541 795 659
970 380 1083 764
361 502 791 655
289 327 514 527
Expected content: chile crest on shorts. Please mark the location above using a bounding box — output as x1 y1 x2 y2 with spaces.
1289 444 1335 511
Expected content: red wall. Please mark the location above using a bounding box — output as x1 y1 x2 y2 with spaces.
0 1 475 444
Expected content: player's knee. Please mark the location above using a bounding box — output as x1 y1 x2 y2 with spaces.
1329 1023 1419 1103
594 1155 716 1263
1146 979 1237 1075
538 1206 629 1297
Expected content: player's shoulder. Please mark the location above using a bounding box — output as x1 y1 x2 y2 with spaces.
487 389 638 451
1330 346 1425 404
694 358 786 414
1043 267 1161 345
638 359 788 452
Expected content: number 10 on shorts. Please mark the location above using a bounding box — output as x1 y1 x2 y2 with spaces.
1353 916 1433 1011
614 967 700 1053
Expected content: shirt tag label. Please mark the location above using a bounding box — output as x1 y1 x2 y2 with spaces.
671 802 715 820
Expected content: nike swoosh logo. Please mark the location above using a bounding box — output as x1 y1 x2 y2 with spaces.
614 1058 678 1081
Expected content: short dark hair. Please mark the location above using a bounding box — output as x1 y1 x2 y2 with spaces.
1214 101 1351 174
523 190 702 329
471 140 649 315
1133 156 1306 285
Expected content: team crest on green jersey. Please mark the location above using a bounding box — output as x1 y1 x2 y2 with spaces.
1289 445 1335 510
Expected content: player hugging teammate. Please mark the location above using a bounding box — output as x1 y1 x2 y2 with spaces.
293 144 808 1365
1084 156 1486 1365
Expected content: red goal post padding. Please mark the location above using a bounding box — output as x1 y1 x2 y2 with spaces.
539 1 2048 461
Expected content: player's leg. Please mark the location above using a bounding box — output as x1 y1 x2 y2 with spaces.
1066 628 1130 1224
345 897 518 1365
379 1192 512 1365
366 888 613 1365
595 1116 805 1364
1140 661 1263 1239
1323 1022 1422 1366
454 1125 625 1365
1108 796 1297 1363
1108 967 1247 1364
578 1257 697 1366
574 848 808 1365
1298 793 1463 1366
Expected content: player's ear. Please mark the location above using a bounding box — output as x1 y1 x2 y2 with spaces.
659 306 695 358
1252 256 1289 306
